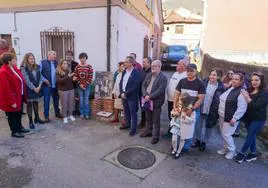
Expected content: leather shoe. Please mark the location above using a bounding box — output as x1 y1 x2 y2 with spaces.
56 114 63 119
119 126 130 130
11 132 25 138
232 133 240 137
129 131 136 136
44 118 50 123
138 122 146 129
151 138 159 145
140 132 152 137
21 127 30 133
199 142 206 152
109 119 119 123
34 117 45 124
191 139 201 148
29 123 35 129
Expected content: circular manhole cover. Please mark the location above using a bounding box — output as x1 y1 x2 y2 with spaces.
117 147 156 170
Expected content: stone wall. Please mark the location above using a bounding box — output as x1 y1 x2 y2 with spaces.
201 54 268 81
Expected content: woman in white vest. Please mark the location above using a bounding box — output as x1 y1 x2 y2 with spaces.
217 72 248 160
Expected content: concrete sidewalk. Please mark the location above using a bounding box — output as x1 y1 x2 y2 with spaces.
0 114 268 188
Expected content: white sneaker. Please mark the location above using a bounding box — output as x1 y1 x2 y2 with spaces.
225 151 236 160
69 116 75 121
217 148 228 155
63 118 68 124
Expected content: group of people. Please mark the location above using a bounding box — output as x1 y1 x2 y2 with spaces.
110 56 268 164
109 55 167 145
0 41 267 164
0 50 93 138
165 61 268 163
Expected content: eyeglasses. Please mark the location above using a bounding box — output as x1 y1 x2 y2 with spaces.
187 69 194 72
251 72 263 77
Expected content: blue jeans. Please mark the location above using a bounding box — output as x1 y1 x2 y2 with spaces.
183 108 201 152
241 121 265 154
122 99 138 134
78 86 91 116
234 121 242 134
43 86 60 118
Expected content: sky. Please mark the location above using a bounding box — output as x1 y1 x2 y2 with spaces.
162 0 203 15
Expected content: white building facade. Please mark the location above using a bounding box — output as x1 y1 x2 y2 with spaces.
162 10 202 50
0 1 163 71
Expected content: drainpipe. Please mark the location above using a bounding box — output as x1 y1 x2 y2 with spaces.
106 0 111 72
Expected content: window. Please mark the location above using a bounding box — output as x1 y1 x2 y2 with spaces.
166 26 169 31
175 25 184 34
40 27 74 62
169 46 187 55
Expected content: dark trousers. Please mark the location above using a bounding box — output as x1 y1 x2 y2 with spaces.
74 87 80 115
241 121 265 154
6 112 22 133
43 86 60 118
145 108 161 139
141 111 146 123
123 99 138 133
27 101 39 123
6 96 24 133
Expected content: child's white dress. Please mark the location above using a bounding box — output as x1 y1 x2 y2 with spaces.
170 111 196 139
180 111 196 139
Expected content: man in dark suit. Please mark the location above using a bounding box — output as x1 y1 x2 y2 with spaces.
119 56 140 136
140 60 167 144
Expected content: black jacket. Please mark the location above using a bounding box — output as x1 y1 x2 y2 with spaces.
204 79 225 128
244 90 268 122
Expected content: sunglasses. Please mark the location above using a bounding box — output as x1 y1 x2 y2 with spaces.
187 69 194 72
251 72 263 77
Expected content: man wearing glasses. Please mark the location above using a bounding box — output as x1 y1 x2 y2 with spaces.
140 60 167 144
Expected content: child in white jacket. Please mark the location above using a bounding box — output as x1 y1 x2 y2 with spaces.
170 92 196 159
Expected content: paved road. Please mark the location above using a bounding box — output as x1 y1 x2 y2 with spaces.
0 70 268 188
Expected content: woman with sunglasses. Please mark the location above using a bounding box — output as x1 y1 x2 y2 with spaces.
235 72 268 163
217 73 248 160
222 70 234 89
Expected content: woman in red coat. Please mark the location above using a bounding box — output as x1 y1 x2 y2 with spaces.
0 53 29 138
